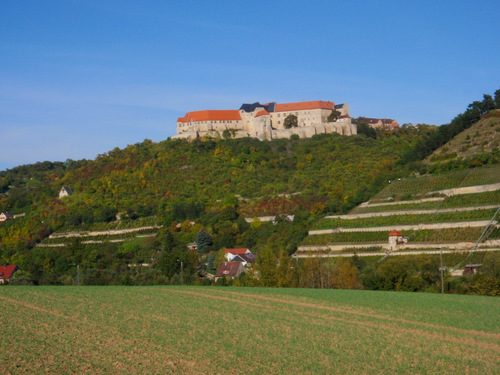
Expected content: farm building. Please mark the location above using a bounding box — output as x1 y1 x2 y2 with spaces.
463 264 483 276
0 265 19 284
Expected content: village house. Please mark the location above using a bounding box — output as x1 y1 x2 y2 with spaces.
225 248 256 266
0 265 19 284
0 212 14 223
214 261 245 281
58 186 73 198
173 100 357 141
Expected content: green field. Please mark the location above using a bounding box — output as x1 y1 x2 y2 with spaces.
1 286 498 374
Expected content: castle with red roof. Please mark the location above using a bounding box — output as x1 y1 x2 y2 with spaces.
173 100 356 140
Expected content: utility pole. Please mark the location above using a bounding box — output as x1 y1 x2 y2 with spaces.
178 259 183 286
439 249 446 294
77 264 80 286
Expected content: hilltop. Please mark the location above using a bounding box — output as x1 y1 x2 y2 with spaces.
426 109 500 164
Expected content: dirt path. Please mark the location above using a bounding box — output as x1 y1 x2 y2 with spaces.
157 289 500 353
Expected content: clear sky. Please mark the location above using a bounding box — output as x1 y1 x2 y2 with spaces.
1 0 499 171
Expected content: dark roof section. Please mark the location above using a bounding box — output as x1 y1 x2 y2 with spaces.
239 102 276 113
334 103 345 109
61 186 73 195
239 253 256 263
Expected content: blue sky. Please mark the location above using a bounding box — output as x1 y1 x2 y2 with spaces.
1 0 499 170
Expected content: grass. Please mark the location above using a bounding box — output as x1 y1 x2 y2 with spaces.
0 286 498 374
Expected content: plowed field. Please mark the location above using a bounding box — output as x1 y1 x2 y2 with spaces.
1 286 498 374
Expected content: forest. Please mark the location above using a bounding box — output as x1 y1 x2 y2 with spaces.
1 89 499 294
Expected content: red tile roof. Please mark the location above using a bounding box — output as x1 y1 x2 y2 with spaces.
255 110 270 117
178 110 242 123
388 230 403 237
275 100 335 112
215 262 244 278
0 265 19 280
225 248 249 255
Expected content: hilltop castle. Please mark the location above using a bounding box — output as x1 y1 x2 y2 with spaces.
172 100 357 141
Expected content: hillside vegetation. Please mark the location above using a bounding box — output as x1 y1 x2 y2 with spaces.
1 89 499 293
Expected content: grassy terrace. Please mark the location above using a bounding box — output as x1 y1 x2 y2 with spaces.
351 190 500 214
0 286 498 374
301 227 495 246
40 228 158 245
371 165 500 201
312 208 498 230
57 216 159 233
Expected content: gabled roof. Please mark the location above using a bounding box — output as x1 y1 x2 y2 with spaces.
238 253 256 263
215 262 244 277
275 101 335 112
225 248 250 255
61 186 73 195
0 265 19 280
177 110 242 123
388 230 403 237
255 110 270 117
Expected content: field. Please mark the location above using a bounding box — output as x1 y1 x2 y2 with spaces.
1 286 499 374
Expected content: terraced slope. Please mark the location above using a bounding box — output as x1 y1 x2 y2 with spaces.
297 166 500 258
36 216 160 261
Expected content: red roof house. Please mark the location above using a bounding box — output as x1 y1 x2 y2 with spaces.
214 262 245 280
0 265 19 284
388 230 407 250
225 248 252 262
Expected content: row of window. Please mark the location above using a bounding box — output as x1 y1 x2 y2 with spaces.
179 120 241 127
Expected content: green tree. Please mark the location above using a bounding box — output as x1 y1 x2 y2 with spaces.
196 230 213 253
158 227 175 252
357 123 377 139
494 88 500 109
284 114 298 129
327 109 341 122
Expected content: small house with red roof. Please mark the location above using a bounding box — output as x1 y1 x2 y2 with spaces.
225 248 256 265
0 265 19 284
214 261 245 281
388 230 407 250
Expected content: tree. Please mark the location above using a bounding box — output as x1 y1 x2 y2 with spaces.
327 109 341 122
158 227 175 252
480 94 495 114
494 89 500 109
284 114 298 129
196 230 213 253
357 123 377 139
